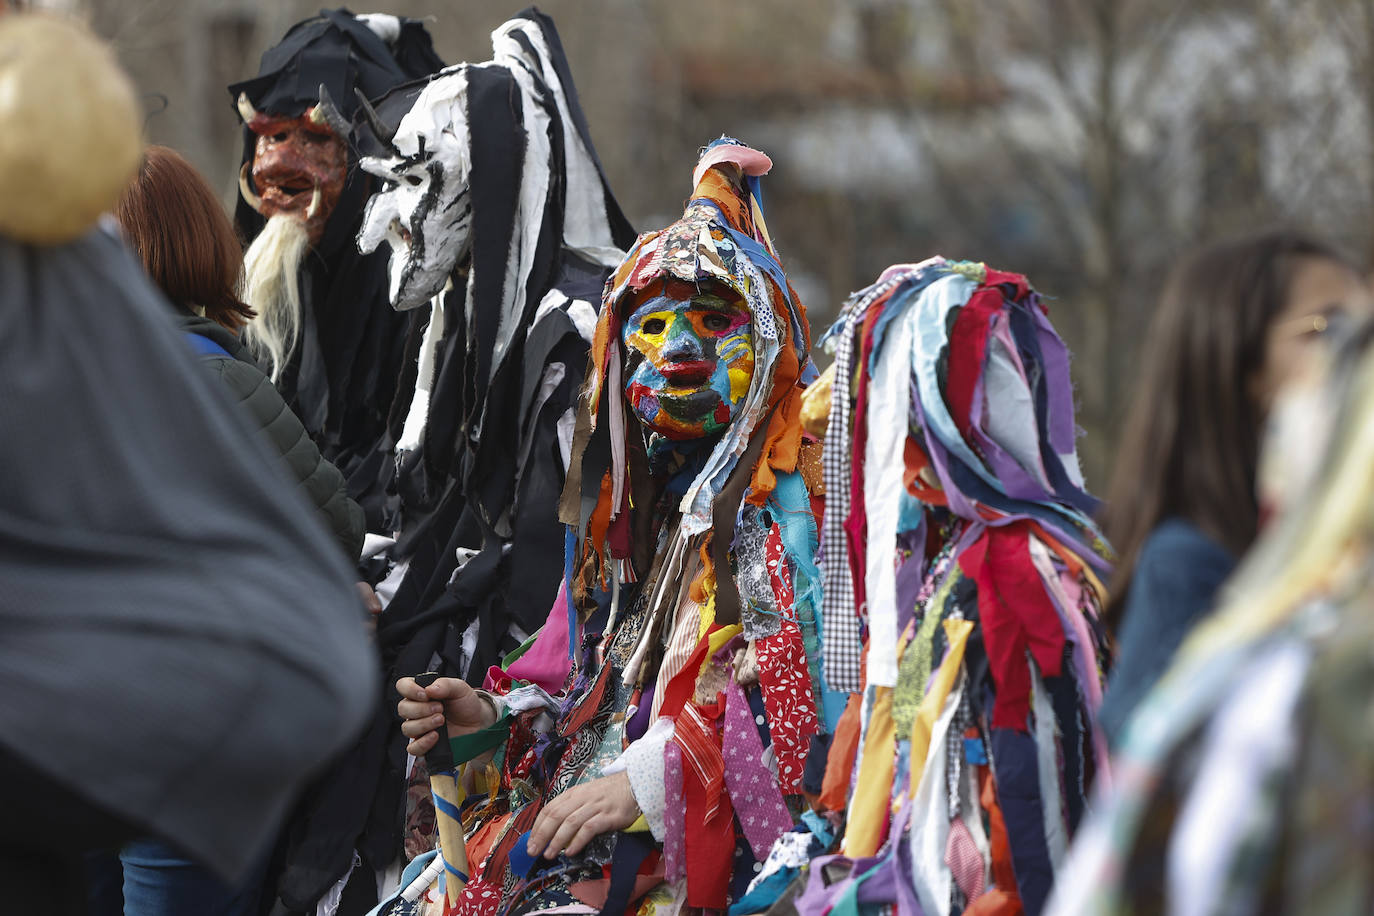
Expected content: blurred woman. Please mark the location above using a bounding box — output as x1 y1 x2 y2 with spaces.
1098 229 1372 742
101 145 373 915
116 144 364 562
1052 318 1374 914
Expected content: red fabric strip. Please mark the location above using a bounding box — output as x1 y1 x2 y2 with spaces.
958 524 1065 731
946 285 1000 437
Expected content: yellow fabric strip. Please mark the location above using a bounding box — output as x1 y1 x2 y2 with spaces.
842 686 896 858
908 618 974 800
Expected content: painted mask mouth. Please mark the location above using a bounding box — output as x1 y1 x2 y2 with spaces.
660 361 713 389
239 165 324 222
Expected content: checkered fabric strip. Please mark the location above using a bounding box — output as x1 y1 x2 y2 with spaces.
819 277 903 692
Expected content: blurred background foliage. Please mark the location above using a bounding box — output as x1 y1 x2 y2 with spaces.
30 0 1374 484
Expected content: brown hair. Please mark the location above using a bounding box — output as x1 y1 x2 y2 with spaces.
1101 229 1357 628
115 145 254 330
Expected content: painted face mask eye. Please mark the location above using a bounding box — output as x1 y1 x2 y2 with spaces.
701 312 732 333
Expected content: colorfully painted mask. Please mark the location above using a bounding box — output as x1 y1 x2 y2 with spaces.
622 278 754 440
238 106 347 246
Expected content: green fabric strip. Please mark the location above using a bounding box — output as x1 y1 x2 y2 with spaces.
448 711 514 765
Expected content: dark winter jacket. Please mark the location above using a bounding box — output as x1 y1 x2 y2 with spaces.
1100 517 1236 744
178 313 365 562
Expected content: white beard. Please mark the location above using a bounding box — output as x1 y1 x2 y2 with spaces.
241 214 309 381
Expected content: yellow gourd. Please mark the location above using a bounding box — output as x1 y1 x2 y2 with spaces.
0 14 141 244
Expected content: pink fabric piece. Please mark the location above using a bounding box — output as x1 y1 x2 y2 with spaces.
662 739 686 882
944 816 987 901
494 581 572 693
692 144 773 186
721 678 796 861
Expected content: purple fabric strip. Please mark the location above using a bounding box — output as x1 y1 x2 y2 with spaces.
1030 304 1077 456
912 389 979 521
626 682 655 741
722 678 796 861
894 529 926 635
662 739 685 882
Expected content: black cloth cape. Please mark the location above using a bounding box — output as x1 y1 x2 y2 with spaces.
0 228 374 884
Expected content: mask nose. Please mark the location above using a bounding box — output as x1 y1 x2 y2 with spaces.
660 320 704 363
253 135 314 186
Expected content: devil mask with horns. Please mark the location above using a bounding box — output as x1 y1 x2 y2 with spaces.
235 88 349 246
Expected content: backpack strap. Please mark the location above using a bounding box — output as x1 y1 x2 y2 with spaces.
184 331 234 360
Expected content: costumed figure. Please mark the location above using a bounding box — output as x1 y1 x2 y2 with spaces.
807 260 1112 916
228 12 447 914
354 7 636 687
393 139 831 916
1049 324 1374 914
349 10 637 891
230 9 444 524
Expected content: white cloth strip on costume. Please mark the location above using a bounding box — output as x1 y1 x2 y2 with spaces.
908 669 966 916
862 300 921 688
491 18 617 254
1030 666 1069 869
488 60 552 385
819 276 898 693
396 292 447 454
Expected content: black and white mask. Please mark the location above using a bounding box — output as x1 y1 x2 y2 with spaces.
357 70 473 311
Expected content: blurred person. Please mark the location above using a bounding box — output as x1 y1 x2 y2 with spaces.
1049 318 1374 915
116 144 365 565
90 144 378 916
0 13 376 916
1097 229 1373 743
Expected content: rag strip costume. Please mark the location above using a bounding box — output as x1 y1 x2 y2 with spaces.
230 9 444 526
408 140 828 916
1050 339 1374 916
806 260 1112 916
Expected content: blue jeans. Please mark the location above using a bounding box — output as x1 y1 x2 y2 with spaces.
118 838 264 916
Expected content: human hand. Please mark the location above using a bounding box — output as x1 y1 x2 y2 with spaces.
526 771 641 860
358 582 382 637
395 676 497 757
357 581 383 616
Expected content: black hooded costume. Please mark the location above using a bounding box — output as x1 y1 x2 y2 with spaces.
227 12 445 914
347 7 636 885
229 8 445 529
